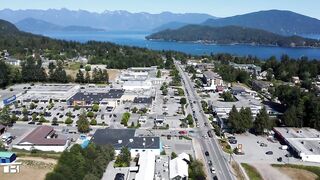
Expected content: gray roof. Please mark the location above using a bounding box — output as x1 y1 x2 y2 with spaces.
68 89 124 103
203 71 220 80
133 97 153 104
91 129 160 150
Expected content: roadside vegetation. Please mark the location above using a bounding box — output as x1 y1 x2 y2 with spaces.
46 143 114 180
272 164 320 180
241 163 263 180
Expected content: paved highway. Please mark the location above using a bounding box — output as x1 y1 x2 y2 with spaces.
176 61 235 180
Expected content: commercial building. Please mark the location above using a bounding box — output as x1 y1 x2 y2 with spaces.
13 126 69 152
91 129 161 157
229 62 261 76
67 89 124 107
169 153 190 180
273 127 320 163
0 152 16 164
135 151 156 180
252 80 271 92
202 71 223 91
18 84 80 103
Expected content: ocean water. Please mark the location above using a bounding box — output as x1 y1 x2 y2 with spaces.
43 31 320 60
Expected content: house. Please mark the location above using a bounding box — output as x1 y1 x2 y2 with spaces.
292 76 301 84
169 153 190 180
0 152 16 163
91 129 161 157
252 80 271 92
13 126 69 152
138 116 148 124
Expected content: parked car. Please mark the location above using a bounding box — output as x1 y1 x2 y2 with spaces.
28 121 35 125
277 157 282 162
36 122 42 125
260 143 267 147
266 151 273 155
208 160 213 166
114 173 125 180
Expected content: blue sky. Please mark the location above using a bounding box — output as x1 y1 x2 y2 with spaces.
1 0 320 19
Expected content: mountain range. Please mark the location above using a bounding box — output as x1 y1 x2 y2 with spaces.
203 10 320 35
0 8 215 32
15 18 105 33
146 25 320 48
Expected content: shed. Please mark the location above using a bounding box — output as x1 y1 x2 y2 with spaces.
0 152 16 163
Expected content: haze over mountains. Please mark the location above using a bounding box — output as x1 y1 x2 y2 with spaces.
0 8 215 32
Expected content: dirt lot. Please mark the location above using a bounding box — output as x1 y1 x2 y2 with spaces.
0 157 56 180
276 167 318 180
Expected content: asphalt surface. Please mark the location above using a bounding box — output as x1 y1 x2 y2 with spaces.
176 62 235 180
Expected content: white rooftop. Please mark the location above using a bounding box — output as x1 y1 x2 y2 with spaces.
135 151 156 180
169 154 189 179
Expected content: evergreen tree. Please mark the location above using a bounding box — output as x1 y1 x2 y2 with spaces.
103 69 109 84
75 70 85 83
283 106 299 127
227 105 241 133
253 107 270 135
77 112 90 133
85 71 91 83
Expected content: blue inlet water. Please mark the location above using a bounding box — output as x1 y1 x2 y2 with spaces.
42 31 320 60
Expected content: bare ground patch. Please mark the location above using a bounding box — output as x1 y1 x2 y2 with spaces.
276 167 317 180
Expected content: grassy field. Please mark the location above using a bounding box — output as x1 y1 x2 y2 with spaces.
231 161 246 180
241 163 263 180
272 164 320 180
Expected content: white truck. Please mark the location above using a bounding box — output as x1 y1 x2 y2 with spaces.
281 145 288 150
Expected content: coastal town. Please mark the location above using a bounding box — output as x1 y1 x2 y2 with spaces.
1 47 320 180
1 1 320 180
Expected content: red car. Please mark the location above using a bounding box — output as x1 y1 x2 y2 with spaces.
178 130 188 135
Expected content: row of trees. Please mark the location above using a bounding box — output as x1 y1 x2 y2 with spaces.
75 68 109 84
0 57 110 88
46 143 115 180
227 106 271 135
275 85 320 130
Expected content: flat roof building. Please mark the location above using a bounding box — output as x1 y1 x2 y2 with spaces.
91 129 161 157
0 152 16 164
135 151 156 180
67 89 124 106
274 127 320 163
169 153 189 180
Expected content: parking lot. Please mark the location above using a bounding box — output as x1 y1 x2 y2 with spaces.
231 133 299 164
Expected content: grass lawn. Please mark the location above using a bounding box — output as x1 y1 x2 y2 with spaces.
272 164 320 180
241 163 263 180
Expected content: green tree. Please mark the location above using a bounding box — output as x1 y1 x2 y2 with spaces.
92 104 99 112
156 70 161 78
87 111 95 118
65 117 73 125
131 107 138 113
115 147 131 167
282 105 299 127
121 112 131 126
227 105 241 134
0 107 12 126
85 65 91 72
103 69 109 84
77 112 90 133
75 70 85 83
180 98 187 105
253 107 270 135
85 71 91 83
39 115 47 123
90 119 97 126
171 152 177 159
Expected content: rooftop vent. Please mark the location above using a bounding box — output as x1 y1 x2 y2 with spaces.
129 139 134 143
118 140 122 144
